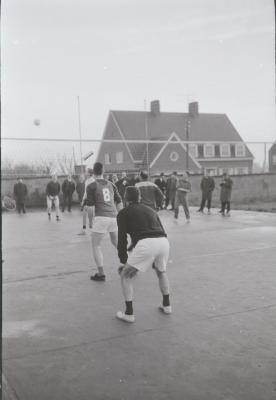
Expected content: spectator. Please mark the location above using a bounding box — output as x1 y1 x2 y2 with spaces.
197 170 215 214
165 172 178 210
115 171 129 205
220 172 233 216
13 177 27 214
154 173 167 209
135 171 164 210
61 174 76 212
78 168 95 235
76 175 85 204
46 174 61 221
174 172 191 222
112 174 118 184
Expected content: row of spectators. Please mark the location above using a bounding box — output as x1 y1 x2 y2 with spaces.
11 170 233 217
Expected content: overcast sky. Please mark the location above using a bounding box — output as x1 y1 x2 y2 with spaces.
2 0 275 167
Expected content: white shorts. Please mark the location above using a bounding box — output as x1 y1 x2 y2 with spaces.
92 216 117 234
127 237 170 273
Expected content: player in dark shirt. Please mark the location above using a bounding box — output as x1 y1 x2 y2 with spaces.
86 162 123 281
116 186 171 323
46 174 61 221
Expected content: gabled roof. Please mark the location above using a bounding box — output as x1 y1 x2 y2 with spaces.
111 110 253 161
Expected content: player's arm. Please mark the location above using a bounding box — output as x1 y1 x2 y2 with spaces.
117 211 128 265
46 183 51 197
155 184 165 202
112 182 123 210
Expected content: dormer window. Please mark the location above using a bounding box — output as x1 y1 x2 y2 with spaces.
104 153 111 164
220 144 230 157
235 143 245 157
204 144 215 158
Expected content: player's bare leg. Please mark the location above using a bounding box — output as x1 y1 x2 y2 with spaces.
109 231 118 248
91 232 105 281
116 264 137 323
154 268 172 314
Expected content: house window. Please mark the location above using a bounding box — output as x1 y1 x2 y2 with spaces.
228 167 234 175
105 153 111 164
220 144 230 157
235 143 245 157
205 167 217 176
236 167 249 175
116 151 123 164
188 144 198 158
272 155 276 165
204 144 215 158
170 151 179 162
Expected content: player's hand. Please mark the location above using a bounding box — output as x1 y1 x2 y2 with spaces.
121 265 138 278
118 264 125 275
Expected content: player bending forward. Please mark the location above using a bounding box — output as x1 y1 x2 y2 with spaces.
116 186 171 323
86 162 123 281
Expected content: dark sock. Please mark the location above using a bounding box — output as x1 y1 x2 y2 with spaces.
83 225 86 229
125 301 133 315
163 294 170 307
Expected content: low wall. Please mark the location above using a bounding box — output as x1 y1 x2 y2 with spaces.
1 175 79 207
1 173 276 208
186 173 276 207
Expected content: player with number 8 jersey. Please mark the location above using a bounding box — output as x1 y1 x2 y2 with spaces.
86 162 123 281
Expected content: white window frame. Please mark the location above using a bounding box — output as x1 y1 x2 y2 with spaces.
235 143 246 157
220 143 231 157
116 151 123 164
204 167 217 176
188 144 198 158
104 153 111 165
204 144 215 158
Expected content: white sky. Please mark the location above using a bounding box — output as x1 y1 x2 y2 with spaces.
1 0 275 167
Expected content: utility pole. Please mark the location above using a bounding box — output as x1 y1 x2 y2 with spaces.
185 119 191 172
77 96 84 174
144 99 150 176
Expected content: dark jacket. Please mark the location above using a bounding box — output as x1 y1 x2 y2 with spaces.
115 177 129 199
154 178 167 194
117 203 167 264
166 176 178 194
200 176 215 194
62 179 76 196
135 181 165 210
13 182 27 200
220 177 233 202
46 181 60 197
76 181 85 201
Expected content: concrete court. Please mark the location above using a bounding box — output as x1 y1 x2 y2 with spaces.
2 207 276 400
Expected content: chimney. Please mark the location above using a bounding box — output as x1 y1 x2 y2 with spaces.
150 100 160 116
188 102 199 117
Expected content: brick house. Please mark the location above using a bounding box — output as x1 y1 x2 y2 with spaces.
96 100 254 176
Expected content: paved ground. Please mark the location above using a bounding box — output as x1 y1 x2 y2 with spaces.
2 207 276 400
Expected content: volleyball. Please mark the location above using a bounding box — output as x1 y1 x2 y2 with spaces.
34 119 41 126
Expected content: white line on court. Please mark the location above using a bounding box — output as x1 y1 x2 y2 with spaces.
184 245 276 259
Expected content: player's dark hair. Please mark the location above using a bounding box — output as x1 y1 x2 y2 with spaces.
125 186 140 203
140 170 148 180
93 162 103 176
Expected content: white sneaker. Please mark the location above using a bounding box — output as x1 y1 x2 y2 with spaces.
116 311 135 323
77 230 86 235
159 305 172 314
